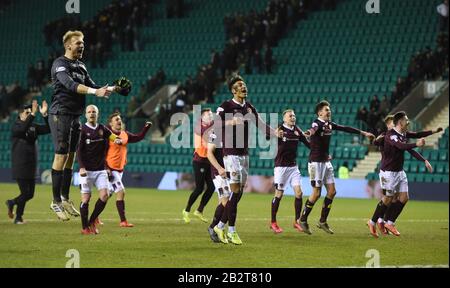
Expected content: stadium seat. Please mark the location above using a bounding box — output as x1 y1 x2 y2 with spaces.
435 163 445 174
414 173 424 183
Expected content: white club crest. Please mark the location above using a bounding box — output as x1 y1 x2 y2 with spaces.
390 135 399 142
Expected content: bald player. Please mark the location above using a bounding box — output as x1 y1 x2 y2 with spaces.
77 105 122 235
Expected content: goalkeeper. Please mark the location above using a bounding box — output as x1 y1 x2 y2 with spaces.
49 30 131 221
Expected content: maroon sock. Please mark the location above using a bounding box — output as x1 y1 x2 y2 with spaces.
210 203 225 228
295 197 303 222
219 201 229 224
236 190 244 203
116 200 126 222
390 201 406 223
80 202 89 229
371 200 388 223
227 193 239 226
319 197 333 223
384 202 399 222
384 204 392 222
271 197 281 223
89 199 107 224
300 199 315 222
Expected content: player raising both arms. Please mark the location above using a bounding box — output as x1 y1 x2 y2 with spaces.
367 113 442 237
105 112 152 227
49 30 127 220
300 100 375 234
270 109 310 234
78 105 122 235
213 74 283 245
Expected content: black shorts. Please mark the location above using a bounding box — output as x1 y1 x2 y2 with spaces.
49 114 81 154
193 160 212 186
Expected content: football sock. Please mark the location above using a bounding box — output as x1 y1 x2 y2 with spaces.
198 185 215 213
271 196 281 223
300 199 315 222
89 199 107 224
51 169 63 203
383 205 393 222
116 200 126 222
295 197 303 222
384 202 401 223
219 201 229 225
319 197 333 223
236 190 244 203
217 221 226 229
185 186 203 212
390 201 406 223
371 200 388 223
227 193 239 227
210 203 224 229
80 202 89 229
61 168 73 200
228 226 236 233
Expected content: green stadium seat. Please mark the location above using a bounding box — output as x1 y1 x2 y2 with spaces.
439 151 448 161
334 147 343 158
432 175 442 183
414 173 424 183
418 164 426 173
429 150 439 161
405 152 411 160
435 163 445 174
403 162 410 173
424 174 434 182
439 141 448 149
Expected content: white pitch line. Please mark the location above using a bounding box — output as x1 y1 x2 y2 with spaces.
339 264 449 268
19 212 449 222
0 217 448 224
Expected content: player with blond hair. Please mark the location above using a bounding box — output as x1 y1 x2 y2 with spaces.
48 30 124 220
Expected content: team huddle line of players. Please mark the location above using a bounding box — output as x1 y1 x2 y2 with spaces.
5 30 443 241
182 74 443 245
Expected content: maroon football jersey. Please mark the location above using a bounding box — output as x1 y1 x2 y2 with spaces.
380 128 418 172
77 123 112 171
216 99 260 156
275 124 310 167
308 118 360 162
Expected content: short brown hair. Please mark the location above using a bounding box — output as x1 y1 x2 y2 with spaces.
108 112 121 124
228 74 244 92
393 111 406 125
384 115 394 124
315 100 330 115
63 30 84 45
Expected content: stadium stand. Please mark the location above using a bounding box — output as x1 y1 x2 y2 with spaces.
208 0 445 176
0 0 447 182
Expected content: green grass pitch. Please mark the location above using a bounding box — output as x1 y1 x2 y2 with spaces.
0 183 448 268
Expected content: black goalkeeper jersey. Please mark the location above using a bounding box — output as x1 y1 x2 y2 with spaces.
50 56 100 116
